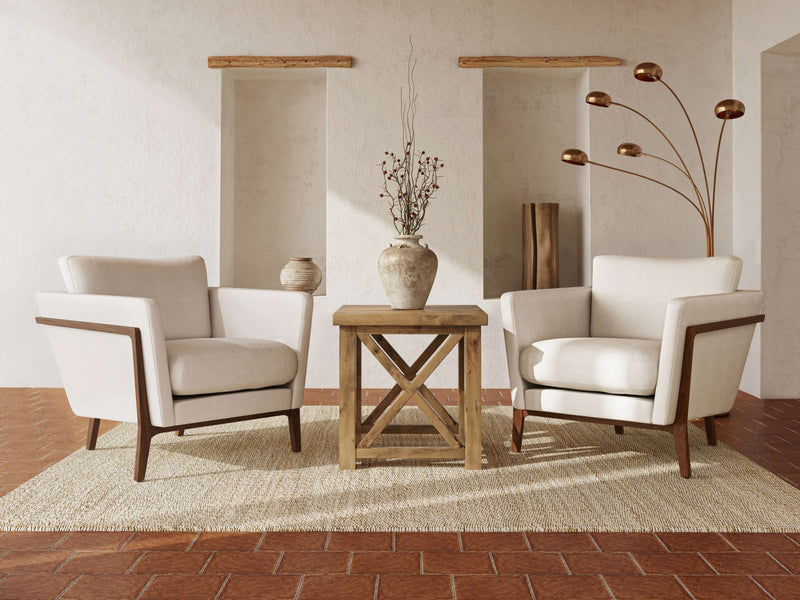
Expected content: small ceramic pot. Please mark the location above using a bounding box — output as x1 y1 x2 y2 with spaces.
280 257 322 294
377 235 438 309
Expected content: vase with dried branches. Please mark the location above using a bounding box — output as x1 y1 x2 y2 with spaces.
377 43 445 309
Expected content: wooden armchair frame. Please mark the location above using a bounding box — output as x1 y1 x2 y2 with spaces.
36 317 300 482
511 314 764 478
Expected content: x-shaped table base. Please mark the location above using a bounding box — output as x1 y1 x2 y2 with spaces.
336 314 484 470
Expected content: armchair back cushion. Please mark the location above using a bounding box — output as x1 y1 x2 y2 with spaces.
59 255 211 340
590 255 742 340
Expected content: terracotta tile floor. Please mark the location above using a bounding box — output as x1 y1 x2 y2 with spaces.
0 388 798 599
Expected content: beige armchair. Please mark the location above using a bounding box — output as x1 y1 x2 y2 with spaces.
501 255 764 477
36 256 313 481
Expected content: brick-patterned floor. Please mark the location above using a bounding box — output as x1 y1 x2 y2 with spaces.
0 388 798 600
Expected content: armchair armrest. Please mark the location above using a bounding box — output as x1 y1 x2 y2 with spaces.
500 287 592 408
35 292 174 427
652 290 764 426
209 287 313 409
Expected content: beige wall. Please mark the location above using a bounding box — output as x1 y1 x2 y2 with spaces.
760 48 800 398
732 0 800 397
3 0 733 388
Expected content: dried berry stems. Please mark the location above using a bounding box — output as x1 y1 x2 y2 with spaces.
378 41 444 236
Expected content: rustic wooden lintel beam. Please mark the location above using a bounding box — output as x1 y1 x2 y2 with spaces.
208 55 352 69
458 56 621 69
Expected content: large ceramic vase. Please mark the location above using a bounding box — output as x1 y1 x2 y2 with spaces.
378 235 438 309
280 257 322 294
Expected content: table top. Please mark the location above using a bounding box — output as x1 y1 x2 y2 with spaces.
333 305 488 327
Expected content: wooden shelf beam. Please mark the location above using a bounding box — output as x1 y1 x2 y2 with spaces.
208 55 351 69
458 56 621 69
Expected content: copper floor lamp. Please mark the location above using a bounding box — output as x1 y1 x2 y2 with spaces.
562 62 745 257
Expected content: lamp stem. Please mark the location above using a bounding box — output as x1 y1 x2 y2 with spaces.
612 101 708 217
710 228 715 257
641 152 689 177
659 80 712 211
586 159 708 224
641 152 710 223
711 119 727 226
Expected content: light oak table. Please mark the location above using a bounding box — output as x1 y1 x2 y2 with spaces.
332 305 488 470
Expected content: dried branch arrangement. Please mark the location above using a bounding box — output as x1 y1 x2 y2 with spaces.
379 42 444 236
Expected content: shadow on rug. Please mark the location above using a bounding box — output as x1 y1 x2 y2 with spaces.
0 407 798 532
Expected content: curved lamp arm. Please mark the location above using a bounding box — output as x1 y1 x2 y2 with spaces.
633 62 712 209
711 119 727 224
659 80 712 207
585 91 708 219
618 143 709 223
562 149 712 256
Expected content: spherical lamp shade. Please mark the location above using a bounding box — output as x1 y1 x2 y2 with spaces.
617 143 643 157
715 99 745 120
561 149 589 166
634 62 663 82
585 91 612 107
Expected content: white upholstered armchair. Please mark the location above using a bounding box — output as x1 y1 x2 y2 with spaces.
36 256 313 481
501 255 764 477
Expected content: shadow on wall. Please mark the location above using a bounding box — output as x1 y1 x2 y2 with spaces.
483 68 589 297
15 3 223 126
223 70 328 294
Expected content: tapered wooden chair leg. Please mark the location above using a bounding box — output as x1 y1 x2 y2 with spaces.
134 427 153 482
289 408 301 452
511 409 525 453
175 430 184 437
86 418 101 450
704 417 717 446
673 422 691 478
614 425 624 435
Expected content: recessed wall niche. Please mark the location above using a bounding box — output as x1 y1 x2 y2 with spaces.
220 69 327 294
482 68 590 298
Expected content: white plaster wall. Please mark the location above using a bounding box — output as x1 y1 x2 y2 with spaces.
760 50 800 398
2 2 221 386
3 0 733 390
229 71 327 294
732 0 800 396
483 69 584 298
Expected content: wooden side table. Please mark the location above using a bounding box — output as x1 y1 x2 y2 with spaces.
332 305 488 470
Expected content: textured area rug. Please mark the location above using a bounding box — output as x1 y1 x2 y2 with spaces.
1 407 799 532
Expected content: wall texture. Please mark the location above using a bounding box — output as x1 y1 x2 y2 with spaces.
760 48 800 398
3 0 733 389
732 0 800 397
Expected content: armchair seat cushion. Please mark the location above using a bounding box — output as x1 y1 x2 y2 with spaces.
166 338 298 396
519 337 661 396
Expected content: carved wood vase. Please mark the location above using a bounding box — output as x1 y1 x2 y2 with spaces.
377 235 438 309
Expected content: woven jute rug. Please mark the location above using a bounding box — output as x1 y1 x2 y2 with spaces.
1 406 798 532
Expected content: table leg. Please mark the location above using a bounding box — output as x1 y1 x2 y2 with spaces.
458 337 465 442
355 337 362 438
463 327 482 469
339 326 358 469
